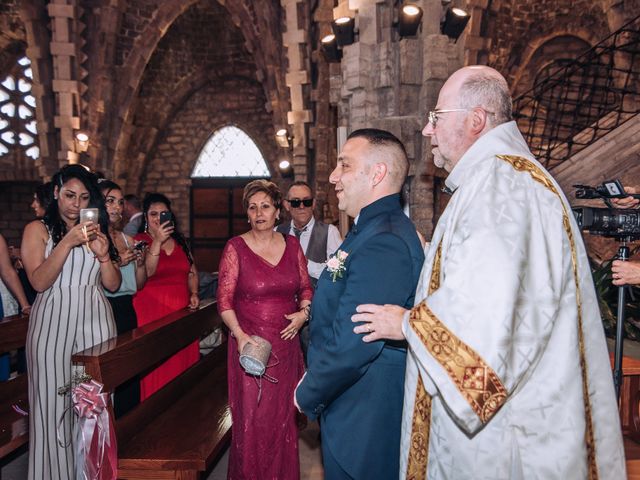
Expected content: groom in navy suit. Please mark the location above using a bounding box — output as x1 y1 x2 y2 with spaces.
295 129 424 479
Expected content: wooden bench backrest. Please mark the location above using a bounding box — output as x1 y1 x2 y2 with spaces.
72 300 221 391
0 314 28 355
0 314 29 458
71 300 225 442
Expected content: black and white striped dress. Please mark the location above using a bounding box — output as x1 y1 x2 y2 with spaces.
26 235 116 480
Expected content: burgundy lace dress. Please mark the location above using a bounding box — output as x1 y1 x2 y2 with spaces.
217 235 313 480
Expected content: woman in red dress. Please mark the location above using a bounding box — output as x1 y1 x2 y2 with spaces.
217 180 312 480
133 193 200 400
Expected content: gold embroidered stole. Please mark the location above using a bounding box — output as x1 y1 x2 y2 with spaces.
405 244 440 480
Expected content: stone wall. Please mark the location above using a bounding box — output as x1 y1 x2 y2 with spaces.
140 77 278 236
330 0 459 238
0 181 38 248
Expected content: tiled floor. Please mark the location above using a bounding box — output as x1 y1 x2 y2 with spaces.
0 422 324 480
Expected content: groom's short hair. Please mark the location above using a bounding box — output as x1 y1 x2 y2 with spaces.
347 128 408 190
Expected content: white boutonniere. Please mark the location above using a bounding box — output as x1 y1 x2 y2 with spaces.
326 249 348 282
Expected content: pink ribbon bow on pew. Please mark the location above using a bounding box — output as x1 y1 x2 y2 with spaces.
72 380 118 480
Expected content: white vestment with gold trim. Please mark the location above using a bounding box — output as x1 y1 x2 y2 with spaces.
400 121 625 479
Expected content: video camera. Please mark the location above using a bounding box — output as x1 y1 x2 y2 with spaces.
572 180 640 240
574 179 635 201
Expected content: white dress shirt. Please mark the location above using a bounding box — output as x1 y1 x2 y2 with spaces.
287 217 342 280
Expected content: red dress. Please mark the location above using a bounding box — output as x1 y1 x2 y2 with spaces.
133 233 199 400
217 235 313 480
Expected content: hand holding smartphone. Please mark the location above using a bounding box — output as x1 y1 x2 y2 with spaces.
159 211 174 228
133 240 148 251
79 208 99 225
79 208 99 250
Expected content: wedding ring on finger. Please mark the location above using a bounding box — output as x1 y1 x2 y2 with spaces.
367 325 372 333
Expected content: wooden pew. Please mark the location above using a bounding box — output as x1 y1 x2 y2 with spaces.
72 301 231 480
611 354 640 478
0 313 29 460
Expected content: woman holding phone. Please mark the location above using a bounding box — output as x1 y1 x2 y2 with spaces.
133 193 199 400
99 179 147 416
20 164 120 480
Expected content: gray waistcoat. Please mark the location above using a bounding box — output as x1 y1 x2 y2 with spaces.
276 220 329 263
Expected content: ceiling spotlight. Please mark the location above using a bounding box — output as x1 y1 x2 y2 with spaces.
332 16 356 47
279 159 291 170
275 128 292 148
278 158 293 178
321 34 342 62
441 7 470 41
397 4 423 37
75 132 89 142
74 131 90 152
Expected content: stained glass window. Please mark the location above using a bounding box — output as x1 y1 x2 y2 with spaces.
0 56 38 159
191 126 270 178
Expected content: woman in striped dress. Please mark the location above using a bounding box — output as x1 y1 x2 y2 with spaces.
21 165 121 480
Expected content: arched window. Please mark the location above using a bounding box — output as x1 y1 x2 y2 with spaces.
0 56 38 159
191 126 270 178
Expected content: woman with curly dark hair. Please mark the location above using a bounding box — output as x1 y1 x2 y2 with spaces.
133 192 200 400
20 164 120 480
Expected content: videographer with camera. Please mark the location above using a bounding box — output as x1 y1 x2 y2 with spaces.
573 181 640 287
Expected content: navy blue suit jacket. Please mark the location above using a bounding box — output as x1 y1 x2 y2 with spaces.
296 194 424 479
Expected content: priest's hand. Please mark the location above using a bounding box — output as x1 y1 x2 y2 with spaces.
352 304 407 342
612 259 640 286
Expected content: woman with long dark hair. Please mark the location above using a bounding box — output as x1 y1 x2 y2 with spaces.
133 192 199 400
21 164 120 479
30 181 53 218
99 179 147 416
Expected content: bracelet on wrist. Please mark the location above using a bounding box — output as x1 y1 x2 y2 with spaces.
97 256 110 263
301 304 311 322
149 251 161 256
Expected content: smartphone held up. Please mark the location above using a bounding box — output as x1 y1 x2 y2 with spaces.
79 207 99 251
159 211 174 228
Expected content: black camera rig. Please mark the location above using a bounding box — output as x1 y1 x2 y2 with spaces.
572 180 640 240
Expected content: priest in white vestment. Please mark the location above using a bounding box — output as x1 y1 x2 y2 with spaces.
352 66 625 479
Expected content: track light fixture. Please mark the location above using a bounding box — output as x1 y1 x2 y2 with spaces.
278 158 293 178
321 34 342 62
397 4 423 37
441 6 470 41
74 131 90 152
275 128 293 149
332 16 356 47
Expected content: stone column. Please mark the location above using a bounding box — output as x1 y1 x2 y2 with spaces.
328 0 465 237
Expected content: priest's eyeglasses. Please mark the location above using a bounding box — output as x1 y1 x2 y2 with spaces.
287 198 313 208
427 108 495 129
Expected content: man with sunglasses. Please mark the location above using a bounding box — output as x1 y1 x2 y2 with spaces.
277 181 342 288
277 181 342 362
351 66 624 479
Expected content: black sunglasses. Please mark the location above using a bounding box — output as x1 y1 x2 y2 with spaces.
287 198 313 208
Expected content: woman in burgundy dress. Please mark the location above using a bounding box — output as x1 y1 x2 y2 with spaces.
133 193 200 400
217 180 312 480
